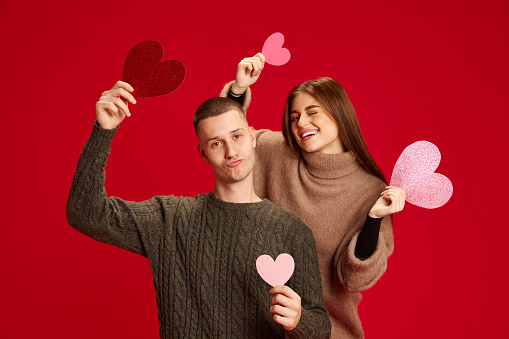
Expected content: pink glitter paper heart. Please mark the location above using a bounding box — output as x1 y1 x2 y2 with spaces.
261 33 291 66
122 40 185 97
390 141 453 209
256 253 294 287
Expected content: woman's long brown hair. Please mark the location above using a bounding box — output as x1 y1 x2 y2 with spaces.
282 77 387 184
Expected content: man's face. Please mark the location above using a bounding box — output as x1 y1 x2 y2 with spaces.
196 110 256 185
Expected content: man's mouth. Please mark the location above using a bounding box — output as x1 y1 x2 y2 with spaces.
227 159 243 168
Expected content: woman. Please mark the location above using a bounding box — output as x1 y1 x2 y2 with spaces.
219 53 406 338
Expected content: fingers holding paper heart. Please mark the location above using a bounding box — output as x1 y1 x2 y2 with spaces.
240 53 265 77
270 285 302 331
96 81 137 130
369 186 406 218
382 186 406 212
234 53 266 91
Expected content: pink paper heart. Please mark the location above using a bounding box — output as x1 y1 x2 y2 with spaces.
390 141 453 209
256 253 294 287
261 32 291 66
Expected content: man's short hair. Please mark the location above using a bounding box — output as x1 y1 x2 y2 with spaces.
193 97 246 133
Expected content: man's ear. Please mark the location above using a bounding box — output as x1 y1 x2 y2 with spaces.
197 143 209 163
249 126 257 148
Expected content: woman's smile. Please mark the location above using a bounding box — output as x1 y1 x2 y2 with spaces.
290 93 343 154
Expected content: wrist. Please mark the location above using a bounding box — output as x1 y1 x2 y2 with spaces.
368 211 378 218
231 82 247 96
368 209 385 219
96 120 119 130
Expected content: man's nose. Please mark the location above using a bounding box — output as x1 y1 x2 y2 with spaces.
224 141 238 159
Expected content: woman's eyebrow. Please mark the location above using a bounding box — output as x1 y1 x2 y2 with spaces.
291 105 320 114
305 105 320 111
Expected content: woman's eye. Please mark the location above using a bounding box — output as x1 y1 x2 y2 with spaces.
291 116 300 122
309 112 317 115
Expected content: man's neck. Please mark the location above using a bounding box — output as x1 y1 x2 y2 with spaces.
212 175 262 203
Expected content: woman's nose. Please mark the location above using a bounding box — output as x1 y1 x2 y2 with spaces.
297 114 309 127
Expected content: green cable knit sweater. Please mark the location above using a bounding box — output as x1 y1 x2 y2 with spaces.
66 122 331 339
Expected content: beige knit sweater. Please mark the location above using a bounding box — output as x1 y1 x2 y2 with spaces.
220 82 394 338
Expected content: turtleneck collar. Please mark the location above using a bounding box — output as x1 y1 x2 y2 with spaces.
301 150 361 179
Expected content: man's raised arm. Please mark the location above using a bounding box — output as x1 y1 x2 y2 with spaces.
66 81 167 257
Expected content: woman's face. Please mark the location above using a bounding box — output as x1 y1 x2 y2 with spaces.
290 93 344 154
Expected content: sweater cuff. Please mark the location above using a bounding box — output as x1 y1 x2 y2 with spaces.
226 87 246 105
219 80 252 113
341 230 388 292
86 120 119 152
284 308 315 339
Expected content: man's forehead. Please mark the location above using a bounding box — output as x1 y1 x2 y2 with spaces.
197 110 249 140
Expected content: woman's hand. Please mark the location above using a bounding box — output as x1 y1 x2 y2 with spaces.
96 81 136 130
270 285 302 331
231 53 266 95
368 186 406 219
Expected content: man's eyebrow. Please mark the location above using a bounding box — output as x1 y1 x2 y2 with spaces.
290 105 320 114
206 136 219 143
206 128 245 143
229 128 244 134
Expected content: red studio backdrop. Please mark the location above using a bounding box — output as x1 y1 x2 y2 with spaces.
1 0 508 338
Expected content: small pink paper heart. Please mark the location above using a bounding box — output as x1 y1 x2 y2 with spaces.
256 253 294 287
390 141 453 209
261 32 291 66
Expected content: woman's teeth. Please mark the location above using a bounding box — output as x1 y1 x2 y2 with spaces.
302 131 317 138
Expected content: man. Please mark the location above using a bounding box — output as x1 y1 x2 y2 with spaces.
66 81 331 338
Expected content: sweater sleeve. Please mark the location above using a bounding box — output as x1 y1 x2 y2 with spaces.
66 121 173 257
220 80 251 112
339 215 394 292
285 222 332 339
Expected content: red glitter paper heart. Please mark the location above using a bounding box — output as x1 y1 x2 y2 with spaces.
122 40 185 97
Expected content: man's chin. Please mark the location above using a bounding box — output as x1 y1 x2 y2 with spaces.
225 171 252 184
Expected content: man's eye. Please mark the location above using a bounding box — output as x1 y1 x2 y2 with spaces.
211 142 221 147
234 134 242 139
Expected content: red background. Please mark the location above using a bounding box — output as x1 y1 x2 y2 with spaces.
1 0 508 337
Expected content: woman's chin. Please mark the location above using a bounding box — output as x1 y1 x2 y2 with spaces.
298 143 318 153
297 137 332 153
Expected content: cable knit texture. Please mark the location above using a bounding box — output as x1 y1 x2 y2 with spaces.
220 82 394 339
66 122 331 339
